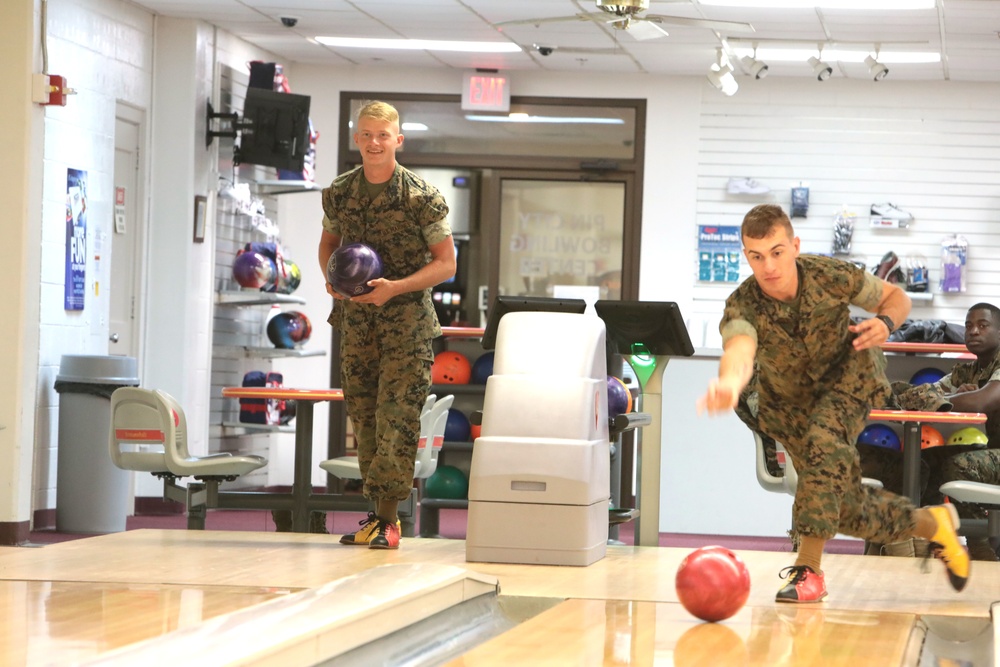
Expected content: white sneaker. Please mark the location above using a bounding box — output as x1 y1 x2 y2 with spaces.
870 202 912 220
727 177 770 195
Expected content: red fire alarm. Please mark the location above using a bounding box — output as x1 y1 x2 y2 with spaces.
48 75 74 106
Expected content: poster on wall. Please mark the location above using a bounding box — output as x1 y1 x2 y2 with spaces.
64 168 87 311
697 224 742 283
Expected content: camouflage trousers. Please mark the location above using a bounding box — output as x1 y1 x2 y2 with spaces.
924 448 1000 521
340 314 433 502
737 388 917 545
744 380 952 481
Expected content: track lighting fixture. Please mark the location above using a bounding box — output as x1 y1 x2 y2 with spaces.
808 56 833 81
865 54 889 81
708 49 739 96
740 55 769 80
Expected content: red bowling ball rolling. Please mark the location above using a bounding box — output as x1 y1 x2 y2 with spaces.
675 546 751 622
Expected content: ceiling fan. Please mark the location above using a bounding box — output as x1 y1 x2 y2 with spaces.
496 0 755 41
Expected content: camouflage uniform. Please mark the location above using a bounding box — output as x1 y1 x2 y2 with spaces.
922 348 1000 520
722 254 916 545
322 164 451 502
738 375 942 498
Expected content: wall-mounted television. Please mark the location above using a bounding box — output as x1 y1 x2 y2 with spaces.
237 88 311 172
481 295 588 350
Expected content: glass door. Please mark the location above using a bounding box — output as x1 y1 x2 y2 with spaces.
479 170 636 324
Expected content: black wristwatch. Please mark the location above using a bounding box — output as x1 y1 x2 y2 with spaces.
875 314 895 333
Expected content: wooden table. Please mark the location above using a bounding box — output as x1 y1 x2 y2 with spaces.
221 387 357 533
867 409 987 506
880 342 972 358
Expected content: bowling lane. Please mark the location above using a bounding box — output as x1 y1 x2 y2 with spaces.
0 579 293 666
443 599 916 666
1 530 996 619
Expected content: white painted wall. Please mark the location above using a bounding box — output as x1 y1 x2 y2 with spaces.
31 0 155 512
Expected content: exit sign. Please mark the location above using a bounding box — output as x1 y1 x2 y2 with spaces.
461 71 510 112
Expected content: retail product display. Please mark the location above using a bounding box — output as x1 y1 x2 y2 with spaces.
266 310 312 349
790 186 809 218
940 235 968 293
232 250 277 289
727 177 770 195
872 251 905 284
871 202 913 221
832 208 856 255
239 370 285 425
905 254 929 293
275 259 301 294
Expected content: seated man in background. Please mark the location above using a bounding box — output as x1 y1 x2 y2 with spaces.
918 302 1000 561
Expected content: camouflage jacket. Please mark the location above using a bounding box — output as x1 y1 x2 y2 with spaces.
721 254 890 410
938 347 1000 445
321 164 451 333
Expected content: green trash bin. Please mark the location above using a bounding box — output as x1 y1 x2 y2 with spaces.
54 355 139 533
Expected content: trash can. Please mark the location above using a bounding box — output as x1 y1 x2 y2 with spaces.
55 355 139 533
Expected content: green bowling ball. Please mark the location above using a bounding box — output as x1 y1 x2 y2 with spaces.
424 465 468 500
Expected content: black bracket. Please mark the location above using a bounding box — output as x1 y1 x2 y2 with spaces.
205 100 241 148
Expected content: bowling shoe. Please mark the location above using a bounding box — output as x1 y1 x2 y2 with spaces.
369 517 401 550
927 504 970 591
340 511 401 547
775 565 828 603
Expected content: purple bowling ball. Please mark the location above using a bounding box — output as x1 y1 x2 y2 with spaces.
607 375 632 417
233 251 277 290
326 243 384 298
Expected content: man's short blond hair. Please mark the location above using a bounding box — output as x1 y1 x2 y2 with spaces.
742 204 794 243
357 101 399 126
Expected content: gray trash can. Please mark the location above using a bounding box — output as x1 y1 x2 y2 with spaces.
55 355 139 533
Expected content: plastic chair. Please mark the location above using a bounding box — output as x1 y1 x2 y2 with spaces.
319 394 453 481
939 480 1000 546
753 431 883 496
110 387 267 529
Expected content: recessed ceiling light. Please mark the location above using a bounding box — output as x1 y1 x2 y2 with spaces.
315 36 522 53
701 0 934 8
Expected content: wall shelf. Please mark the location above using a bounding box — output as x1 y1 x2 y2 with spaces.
213 344 325 359
242 347 325 359
217 291 306 306
251 180 322 196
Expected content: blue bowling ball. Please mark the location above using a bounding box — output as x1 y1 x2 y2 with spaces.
444 408 471 442
471 352 494 384
910 367 946 386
